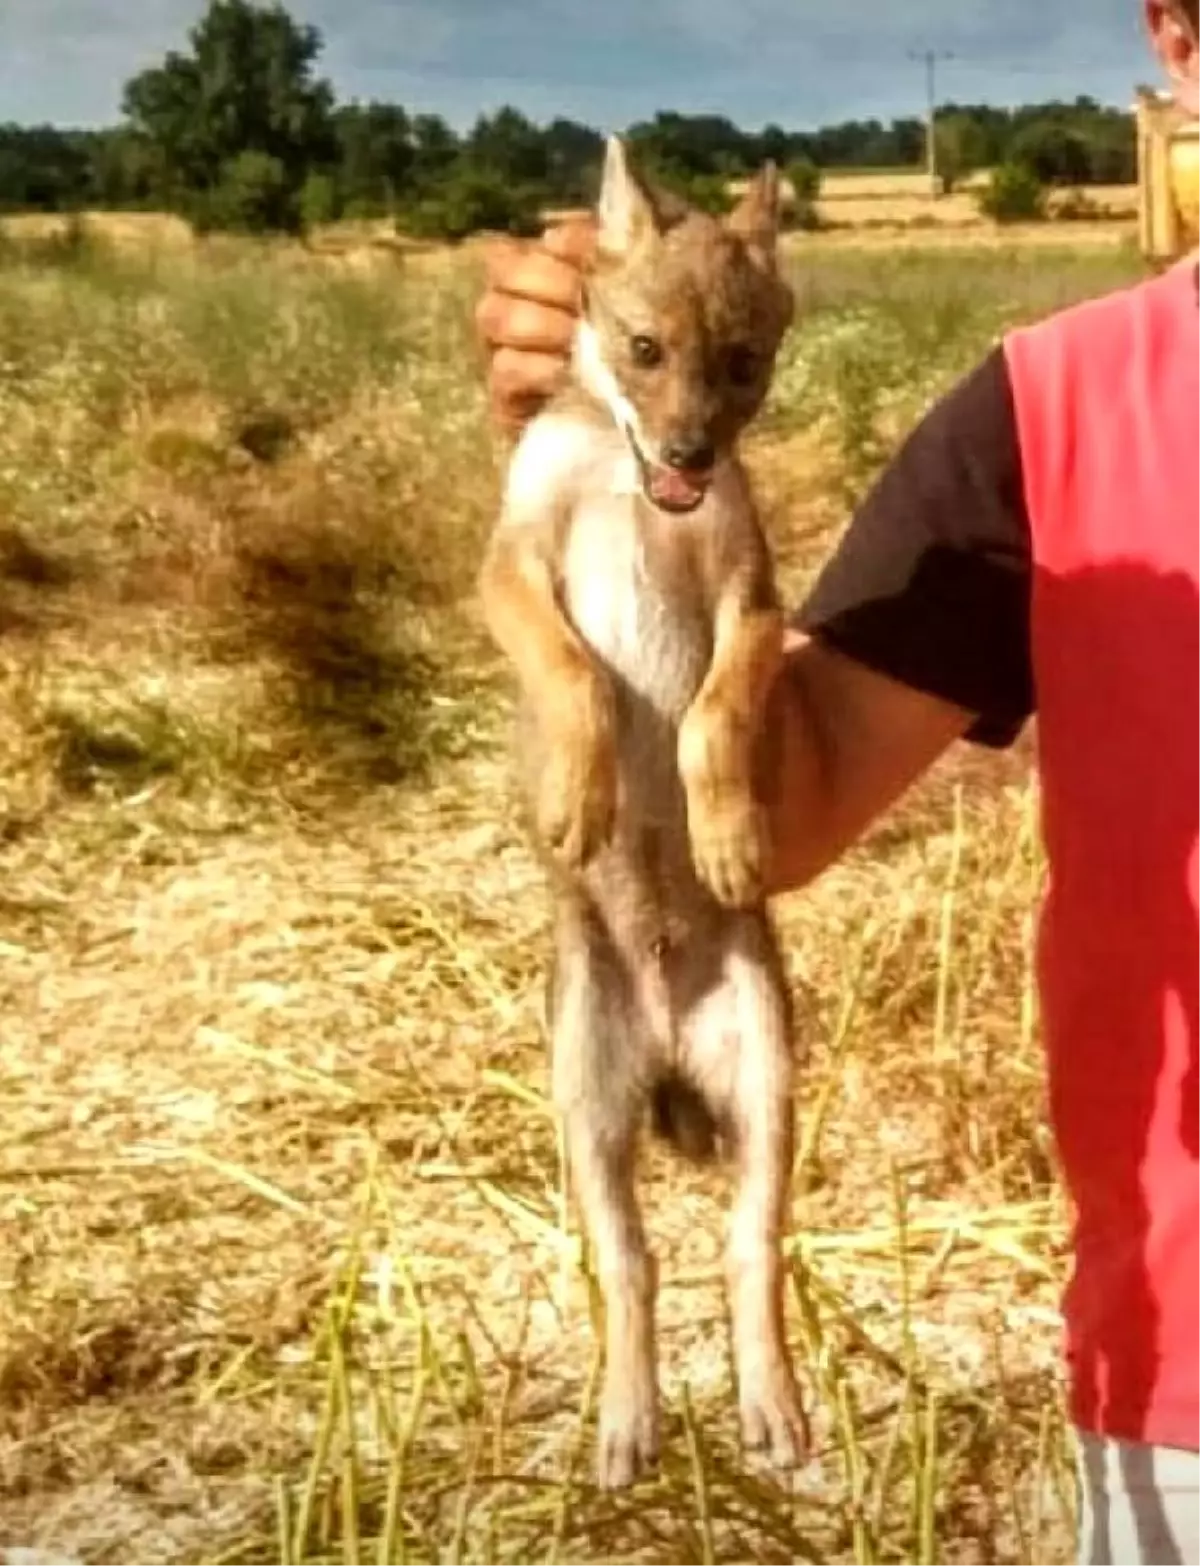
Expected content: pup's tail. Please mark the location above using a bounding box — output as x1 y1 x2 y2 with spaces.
649 1072 722 1164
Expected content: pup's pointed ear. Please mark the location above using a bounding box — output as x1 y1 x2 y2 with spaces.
596 134 660 258
726 160 781 259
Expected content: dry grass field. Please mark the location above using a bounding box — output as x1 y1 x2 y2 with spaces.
0 218 1149 1564
726 168 1140 234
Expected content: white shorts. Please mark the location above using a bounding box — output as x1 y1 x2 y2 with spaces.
1077 1431 1200 1565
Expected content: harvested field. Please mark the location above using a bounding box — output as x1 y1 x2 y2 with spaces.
0 228 1149 1564
732 168 1138 236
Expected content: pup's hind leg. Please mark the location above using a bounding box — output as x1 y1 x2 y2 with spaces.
687 919 809 1467
550 906 658 1489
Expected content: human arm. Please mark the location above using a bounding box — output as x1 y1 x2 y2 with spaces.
763 345 1034 892
761 634 972 892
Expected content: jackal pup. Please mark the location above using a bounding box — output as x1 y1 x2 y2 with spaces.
478 136 807 1488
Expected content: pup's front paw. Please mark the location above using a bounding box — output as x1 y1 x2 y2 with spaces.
687 795 769 908
678 699 770 907
537 669 617 868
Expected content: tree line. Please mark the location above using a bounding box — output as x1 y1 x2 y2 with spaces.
0 0 1138 239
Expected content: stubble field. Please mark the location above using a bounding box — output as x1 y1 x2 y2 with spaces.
0 217 1148 1564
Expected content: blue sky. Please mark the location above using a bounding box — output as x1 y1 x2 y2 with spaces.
1 0 1155 132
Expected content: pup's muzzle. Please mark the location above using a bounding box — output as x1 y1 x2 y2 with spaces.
644 462 712 514
638 436 715 515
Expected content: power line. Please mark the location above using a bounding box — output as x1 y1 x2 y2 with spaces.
907 48 954 197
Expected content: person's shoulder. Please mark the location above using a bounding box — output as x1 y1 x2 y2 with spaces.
1006 260 1195 359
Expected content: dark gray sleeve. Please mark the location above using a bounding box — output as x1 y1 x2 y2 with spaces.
792 344 1033 749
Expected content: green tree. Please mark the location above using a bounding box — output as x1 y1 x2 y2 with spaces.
681 172 732 215
0 92 1140 227
934 111 988 192
298 169 338 229
758 124 793 168
400 165 543 242
627 112 753 179
0 125 89 210
977 161 1047 223
1009 120 1093 186
540 118 603 204
86 129 167 209
334 101 412 215
785 156 821 229
409 114 459 189
465 107 549 186
200 150 293 231
121 0 336 228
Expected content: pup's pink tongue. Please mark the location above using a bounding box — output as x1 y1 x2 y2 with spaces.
647 466 709 512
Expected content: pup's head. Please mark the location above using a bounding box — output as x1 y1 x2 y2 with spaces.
576 135 794 515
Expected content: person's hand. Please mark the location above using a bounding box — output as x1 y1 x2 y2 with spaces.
475 216 596 429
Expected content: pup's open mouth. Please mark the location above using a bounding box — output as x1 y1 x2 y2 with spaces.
624 430 712 513
645 463 711 514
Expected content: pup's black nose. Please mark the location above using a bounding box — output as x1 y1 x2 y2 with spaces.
662 436 715 472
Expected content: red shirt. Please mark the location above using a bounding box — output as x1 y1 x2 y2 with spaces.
1005 260 1198 1450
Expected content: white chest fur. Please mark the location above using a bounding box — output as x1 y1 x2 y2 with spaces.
563 448 715 720
501 408 727 718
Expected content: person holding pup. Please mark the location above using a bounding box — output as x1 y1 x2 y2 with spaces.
473 2 1200 1561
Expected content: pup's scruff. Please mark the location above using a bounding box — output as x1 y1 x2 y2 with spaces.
478 137 807 1487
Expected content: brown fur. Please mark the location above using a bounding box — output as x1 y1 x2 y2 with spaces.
478 137 808 1489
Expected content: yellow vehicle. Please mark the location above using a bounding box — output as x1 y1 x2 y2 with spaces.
1136 85 1200 259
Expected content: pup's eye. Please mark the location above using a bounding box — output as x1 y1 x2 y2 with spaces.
726 346 759 386
630 334 663 368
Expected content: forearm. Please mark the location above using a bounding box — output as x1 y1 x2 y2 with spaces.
762 631 972 895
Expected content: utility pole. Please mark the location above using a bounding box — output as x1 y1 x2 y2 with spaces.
908 47 954 198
